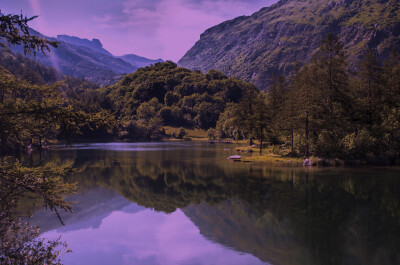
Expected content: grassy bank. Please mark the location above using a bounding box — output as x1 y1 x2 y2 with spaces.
233 145 398 167
235 146 304 166
163 126 208 141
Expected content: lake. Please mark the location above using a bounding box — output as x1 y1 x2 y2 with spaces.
28 142 400 265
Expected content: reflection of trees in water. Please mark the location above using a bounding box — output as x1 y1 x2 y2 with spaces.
55 149 400 265
67 150 242 213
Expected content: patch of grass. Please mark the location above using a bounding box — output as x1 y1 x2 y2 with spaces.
234 145 304 166
163 126 208 141
243 153 304 166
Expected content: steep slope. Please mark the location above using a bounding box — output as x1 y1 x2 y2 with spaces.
57 35 113 56
179 0 400 90
12 32 163 86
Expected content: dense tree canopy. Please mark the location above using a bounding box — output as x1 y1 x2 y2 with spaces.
102 61 258 139
215 34 400 162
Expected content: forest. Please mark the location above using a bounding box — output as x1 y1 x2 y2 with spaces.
1 7 400 264
2 31 400 161
213 34 400 162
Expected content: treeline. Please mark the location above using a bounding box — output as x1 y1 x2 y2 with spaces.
0 53 259 149
2 29 400 162
0 65 114 155
214 34 400 161
0 49 62 84
101 61 257 139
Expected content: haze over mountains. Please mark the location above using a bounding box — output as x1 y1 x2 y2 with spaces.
12 31 163 86
179 0 400 90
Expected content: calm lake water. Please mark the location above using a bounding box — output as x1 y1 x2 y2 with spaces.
29 142 400 265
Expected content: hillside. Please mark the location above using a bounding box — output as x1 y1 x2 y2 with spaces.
101 61 257 139
12 32 163 86
179 0 400 90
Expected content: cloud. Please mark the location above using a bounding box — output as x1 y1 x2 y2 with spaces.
95 0 273 60
2 0 277 61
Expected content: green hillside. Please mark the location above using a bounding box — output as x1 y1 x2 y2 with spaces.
179 0 400 90
101 61 257 139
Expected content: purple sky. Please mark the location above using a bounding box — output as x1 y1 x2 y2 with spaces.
41 208 267 265
1 0 278 61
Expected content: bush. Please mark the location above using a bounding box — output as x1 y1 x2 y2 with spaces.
177 128 186 138
207 128 217 140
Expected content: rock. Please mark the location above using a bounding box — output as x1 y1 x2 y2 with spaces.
303 158 312 166
178 0 400 90
227 155 241 160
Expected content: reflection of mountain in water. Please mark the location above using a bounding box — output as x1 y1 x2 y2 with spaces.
182 170 400 265
31 186 145 233
39 144 400 265
183 199 312 265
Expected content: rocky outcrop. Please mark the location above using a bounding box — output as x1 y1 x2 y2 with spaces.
179 0 400 90
13 32 163 86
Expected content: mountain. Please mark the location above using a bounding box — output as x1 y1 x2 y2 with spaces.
179 0 400 90
12 32 163 86
56 35 113 56
118 54 163 69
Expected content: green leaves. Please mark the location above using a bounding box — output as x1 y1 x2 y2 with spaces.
0 11 58 55
104 62 256 133
0 161 75 264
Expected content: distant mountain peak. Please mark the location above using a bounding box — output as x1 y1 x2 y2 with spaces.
11 30 164 86
56 35 111 56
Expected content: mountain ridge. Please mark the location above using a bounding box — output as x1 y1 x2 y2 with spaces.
179 0 400 90
12 31 163 86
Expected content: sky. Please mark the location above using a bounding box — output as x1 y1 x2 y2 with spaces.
1 0 278 61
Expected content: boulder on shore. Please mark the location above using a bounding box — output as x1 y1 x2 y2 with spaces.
303 158 312 166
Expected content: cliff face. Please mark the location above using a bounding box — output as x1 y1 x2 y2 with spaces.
179 0 400 90
12 32 163 86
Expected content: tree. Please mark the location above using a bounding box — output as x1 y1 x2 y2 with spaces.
357 48 384 127
295 33 351 157
177 127 186 138
267 74 287 146
252 93 270 154
230 90 270 154
0 11 58 54
0 12 75 264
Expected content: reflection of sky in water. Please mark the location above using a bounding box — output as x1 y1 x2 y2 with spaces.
42 207 268 265
52 142 204 151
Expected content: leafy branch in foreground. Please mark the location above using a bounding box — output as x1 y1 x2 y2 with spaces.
0 161 77 223
0 210 70 265
0 161 76 264
0 11 58 55
0 11 78 264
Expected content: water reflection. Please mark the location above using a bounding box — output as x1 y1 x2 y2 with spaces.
31 143 400 265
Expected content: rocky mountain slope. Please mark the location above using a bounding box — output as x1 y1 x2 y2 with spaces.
13 32 163 86
179 0 400 90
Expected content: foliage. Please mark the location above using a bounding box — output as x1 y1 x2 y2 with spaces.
0 49 62 84
214 34 400 161
0 12 85 264
0 11 58 54
177 127 187 138
0 161 76 264
102 61 257 137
